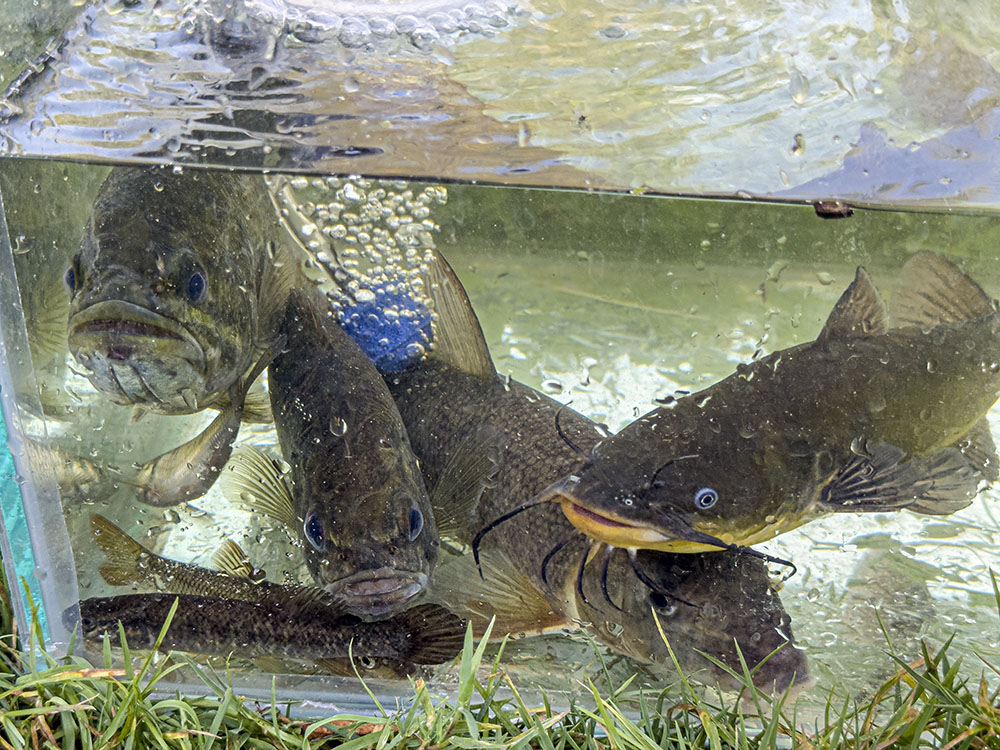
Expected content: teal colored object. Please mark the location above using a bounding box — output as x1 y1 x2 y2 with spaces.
0 387 48 641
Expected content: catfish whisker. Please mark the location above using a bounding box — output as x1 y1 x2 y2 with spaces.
733 546 798 581
599 545 624 612
627 549 696 609
540 537 571 587
554 402 588 458
472 498 547 579
575 546 592 608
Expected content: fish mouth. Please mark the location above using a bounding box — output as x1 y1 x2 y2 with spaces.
324 569 428 618
536 477 727 554
69 300 205 370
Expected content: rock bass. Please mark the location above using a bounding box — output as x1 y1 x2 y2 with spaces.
536 252 995 554
330 249 807 692
66 166 296 505
222 286 438 617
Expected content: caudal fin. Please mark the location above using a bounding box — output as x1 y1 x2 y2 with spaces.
395 603 466 664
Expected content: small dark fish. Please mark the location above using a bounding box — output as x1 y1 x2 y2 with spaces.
325 248 807 692
66 167 296 505
537 252 994 555
72 594 463 669
90 514 341 609
223 287 438 617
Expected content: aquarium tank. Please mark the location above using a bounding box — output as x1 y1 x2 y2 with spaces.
0 0 999 719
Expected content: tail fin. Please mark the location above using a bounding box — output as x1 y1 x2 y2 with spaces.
395 603 466 664
91 514 148 586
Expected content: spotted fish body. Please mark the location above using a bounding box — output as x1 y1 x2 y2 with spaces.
266 287 438 617
546 253 996 553
66 167 296 505
68 167 290 416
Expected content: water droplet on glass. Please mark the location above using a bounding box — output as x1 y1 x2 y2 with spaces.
926 359 937 373
816 271 834 285
791 133 805 156
789 72 809 103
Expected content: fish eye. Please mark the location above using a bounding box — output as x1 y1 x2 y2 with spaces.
407 506 424 542
185 267 208 303
648 591 677 615
693 487 718 510
64 255 80 292
303 510 327 552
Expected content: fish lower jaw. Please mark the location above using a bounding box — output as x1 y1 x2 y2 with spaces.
324 570 428 618
558 500 725 553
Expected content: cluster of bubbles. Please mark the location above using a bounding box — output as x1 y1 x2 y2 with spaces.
200 0 521 53
275 175 448 371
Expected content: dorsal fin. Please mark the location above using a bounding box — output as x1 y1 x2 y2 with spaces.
891 251 996 327
819 266 889 340
426 250 496 378
211 539 255 578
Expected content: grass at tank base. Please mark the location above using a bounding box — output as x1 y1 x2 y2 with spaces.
0 597 997 748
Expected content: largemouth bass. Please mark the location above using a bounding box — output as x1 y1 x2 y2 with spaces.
73 594 463 669
535 252 994 554
222 286 438 617
329 249 806 692
66 166 296 505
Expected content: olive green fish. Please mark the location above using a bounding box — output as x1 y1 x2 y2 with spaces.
222 287 438 618
335 249 807 692
535 252 994 554
72 594 463 670
66 166 296 505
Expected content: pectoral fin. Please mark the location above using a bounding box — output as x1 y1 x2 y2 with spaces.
430 424 503 541
819 441 977 516
954 418 999 482
425 551 565 639
219 445 296 527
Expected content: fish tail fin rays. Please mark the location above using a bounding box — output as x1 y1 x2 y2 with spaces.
891 251 996 327
819 266 889 340
424 250 496 378
219 445 296 527
91 514 148 586
818 441 978 516
426 551 565 638
393 603 466 664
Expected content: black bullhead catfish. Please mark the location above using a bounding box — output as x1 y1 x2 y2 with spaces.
535 252 995 554
72 594 463 671
221 287 438 617
66 166 297 505
325 248 807 692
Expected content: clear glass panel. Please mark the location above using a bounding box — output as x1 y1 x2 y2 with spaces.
1 156 999 715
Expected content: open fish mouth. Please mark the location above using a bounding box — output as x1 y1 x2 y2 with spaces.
556 498 725 553
324 569 428 617
69 300 205 370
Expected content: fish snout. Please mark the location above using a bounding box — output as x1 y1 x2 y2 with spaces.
324 569 428 618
